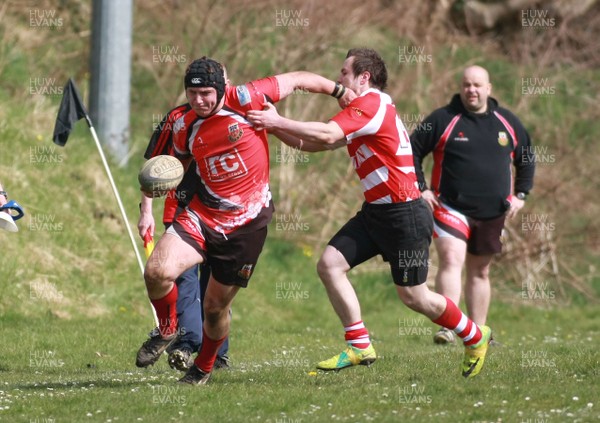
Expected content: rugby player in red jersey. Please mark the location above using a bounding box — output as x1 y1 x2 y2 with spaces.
137 57 354 385
136 102 230 372
247 48 492 378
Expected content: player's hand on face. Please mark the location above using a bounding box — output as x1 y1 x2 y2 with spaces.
421 189 440 211
247 102 281 131
338 87 356 109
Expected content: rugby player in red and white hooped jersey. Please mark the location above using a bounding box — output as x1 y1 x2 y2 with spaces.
247 48 492 378
139 56 355 385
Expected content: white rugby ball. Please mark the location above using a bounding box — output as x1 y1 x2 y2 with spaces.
138 155 184 197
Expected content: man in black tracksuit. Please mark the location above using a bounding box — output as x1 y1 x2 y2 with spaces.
411 65 535 344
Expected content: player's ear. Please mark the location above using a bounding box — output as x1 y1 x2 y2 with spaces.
360 71 371 85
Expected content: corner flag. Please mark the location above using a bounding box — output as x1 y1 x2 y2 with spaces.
52 78 88 146
51 78 157 325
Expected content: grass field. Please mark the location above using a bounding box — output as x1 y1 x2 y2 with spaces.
1 2 599 422
1 238 598 422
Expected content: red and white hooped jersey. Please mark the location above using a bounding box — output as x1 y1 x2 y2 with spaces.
172 77 281 234
331 89 421 204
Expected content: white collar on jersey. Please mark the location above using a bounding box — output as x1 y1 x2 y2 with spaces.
360 88 393 105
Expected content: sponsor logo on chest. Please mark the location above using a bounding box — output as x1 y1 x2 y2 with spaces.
453 131 469 142
204 149 248 182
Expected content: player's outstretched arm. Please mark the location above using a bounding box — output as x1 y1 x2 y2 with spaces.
247 102 345 145
270 129 345 152
274 71 354 106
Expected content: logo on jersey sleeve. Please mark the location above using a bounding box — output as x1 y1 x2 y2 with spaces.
498 131 509 146
173 116 186 134
228 122 244 143
205 148 248 181
351 107 364 117
236 85 252 106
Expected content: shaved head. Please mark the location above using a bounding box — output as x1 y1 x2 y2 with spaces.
460 65 492 113
462 66 490 84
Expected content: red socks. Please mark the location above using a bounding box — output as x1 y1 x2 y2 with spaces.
432 296 482 346
150 284 178 338
344 321 371 349
194 328 228 373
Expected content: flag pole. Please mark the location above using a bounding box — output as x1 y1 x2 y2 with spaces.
85 118 145 274
84 116 159 326
52 78 158 326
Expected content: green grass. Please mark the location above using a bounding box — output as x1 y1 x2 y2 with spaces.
1 241 598 422
1 2 599 422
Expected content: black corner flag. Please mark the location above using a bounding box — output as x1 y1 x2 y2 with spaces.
52 78 88 146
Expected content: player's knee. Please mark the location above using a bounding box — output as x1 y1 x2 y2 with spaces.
144 262 170 288
438 250 464 269
478 266 490 279
319 246 346 275
469 264 490 281
203 301 227 326
317 254 335 281
467 256 492 280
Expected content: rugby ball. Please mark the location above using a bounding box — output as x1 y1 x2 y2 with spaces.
138 155 184 197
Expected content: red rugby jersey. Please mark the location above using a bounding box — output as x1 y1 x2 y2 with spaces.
172 77 281 234
330 89 420 204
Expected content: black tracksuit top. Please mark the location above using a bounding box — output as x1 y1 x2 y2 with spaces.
411 94 535 220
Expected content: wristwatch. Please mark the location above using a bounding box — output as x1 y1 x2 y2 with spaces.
516 192 527 200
